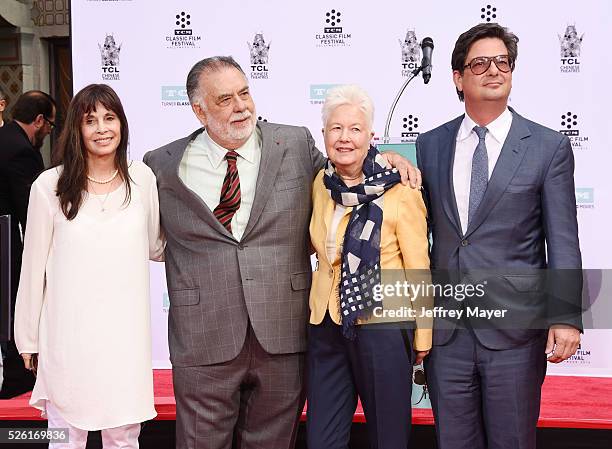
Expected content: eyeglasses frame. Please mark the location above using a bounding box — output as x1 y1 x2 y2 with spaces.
463 54 514 75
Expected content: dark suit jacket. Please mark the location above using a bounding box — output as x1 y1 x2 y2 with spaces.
144 122 326 367
416 109 583 350
0 121 44 301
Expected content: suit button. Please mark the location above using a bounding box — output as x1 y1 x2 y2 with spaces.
461 239 469 247
237 244 244 250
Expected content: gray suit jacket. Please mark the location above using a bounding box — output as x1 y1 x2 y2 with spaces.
144 122 326 366
416 109 582 349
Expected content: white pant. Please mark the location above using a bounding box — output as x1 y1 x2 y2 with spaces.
46 401 141 449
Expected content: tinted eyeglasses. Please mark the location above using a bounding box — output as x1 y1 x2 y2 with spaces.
463 55 513 75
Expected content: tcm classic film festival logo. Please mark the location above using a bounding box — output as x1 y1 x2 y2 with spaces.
559 25 583 73
479 4 498 22
99 34 121 81
400 114 420 141
247 33 271 79
165 11 202 48
559 111 589 150
315 9 351 47
399 29 420 77
564 343 592 365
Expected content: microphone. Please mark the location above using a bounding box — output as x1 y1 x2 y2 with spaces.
420 37 434 84
382 35 434 141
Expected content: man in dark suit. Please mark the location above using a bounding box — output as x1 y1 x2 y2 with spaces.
0 86 7 128
0 90 55 396
144 56 416 449
416 24 582 449
0 91 56 304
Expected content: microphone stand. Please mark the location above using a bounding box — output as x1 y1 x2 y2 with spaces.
383 65 424 144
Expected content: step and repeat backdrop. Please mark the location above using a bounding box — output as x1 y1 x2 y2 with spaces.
72 0 612 375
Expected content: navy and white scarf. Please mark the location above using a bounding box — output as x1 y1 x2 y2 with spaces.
323 146 402 339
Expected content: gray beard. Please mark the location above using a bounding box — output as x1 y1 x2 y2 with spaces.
206 114 256 146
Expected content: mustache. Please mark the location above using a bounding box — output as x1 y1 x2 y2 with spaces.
230 111 253 123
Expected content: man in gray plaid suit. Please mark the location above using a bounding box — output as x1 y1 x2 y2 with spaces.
144 56 416 449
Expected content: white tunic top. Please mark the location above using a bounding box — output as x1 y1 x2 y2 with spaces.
14 161 164 430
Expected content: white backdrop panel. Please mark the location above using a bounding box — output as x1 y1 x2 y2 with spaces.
72 0 612 374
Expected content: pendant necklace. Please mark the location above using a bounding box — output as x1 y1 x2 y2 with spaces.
89 183 112 212
87 169 119 212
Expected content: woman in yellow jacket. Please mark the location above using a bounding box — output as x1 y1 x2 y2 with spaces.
307 85 432 449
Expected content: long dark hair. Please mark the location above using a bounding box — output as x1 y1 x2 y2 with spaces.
54 84 132 220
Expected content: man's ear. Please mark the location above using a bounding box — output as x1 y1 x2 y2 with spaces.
33 113 46 129
452 70 463 94
191 102 200 117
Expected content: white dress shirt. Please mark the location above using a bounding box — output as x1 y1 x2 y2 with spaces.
179 128 261 241
453 108 513 234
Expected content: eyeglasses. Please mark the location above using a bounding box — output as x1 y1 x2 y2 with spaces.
44 117 56 129
463 55 513 75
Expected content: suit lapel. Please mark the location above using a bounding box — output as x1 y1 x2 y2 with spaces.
439 117 463 237
166 128 235 240
464 111 531 237
241 122 288 240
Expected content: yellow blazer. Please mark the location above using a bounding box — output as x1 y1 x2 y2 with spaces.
309 169 432 351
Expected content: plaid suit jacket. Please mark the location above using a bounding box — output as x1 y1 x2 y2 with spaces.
144 122 326 366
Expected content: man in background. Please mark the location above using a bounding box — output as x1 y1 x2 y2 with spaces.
0 85 6 391
0 90 55 398
0 86 7 127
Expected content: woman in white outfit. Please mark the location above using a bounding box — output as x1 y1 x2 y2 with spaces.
14 84 164 449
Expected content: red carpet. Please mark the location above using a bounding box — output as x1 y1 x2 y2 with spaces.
1 371 611 429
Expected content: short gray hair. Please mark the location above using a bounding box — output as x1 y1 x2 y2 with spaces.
322 84 374 129
186 56 246 105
